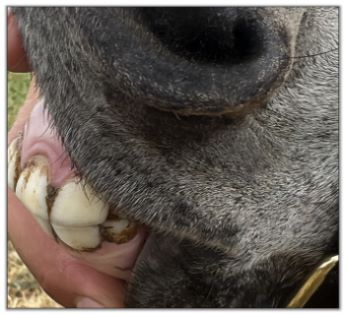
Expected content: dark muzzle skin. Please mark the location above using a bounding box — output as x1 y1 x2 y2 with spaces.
126 233 338 307
12 7 338 307
115 7 294 115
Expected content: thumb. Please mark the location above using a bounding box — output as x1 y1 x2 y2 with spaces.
7 8 31 72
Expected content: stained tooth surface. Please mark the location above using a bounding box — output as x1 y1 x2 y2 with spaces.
101 218 137 244
50 181 109 227
15 156 53 235
8 137 21 190
15 156 49 219
51 224 101 250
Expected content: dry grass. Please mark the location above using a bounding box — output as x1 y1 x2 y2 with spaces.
7 242 62 308
8 73 62 308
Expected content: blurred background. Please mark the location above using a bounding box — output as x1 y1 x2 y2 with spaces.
8 72 61 308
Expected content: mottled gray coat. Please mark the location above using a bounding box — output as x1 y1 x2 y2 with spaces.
13 7 338 307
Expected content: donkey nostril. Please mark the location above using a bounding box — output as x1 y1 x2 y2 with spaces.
140 8 263 65
232 19 263 63
102 8 293 115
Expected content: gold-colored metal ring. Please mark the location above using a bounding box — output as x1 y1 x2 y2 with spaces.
287 255 339 308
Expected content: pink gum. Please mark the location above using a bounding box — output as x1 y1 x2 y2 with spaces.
21 100 75 187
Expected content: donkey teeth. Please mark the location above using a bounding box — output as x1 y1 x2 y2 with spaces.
8 138 138 251
8 137 21 191
15 155 53 236
50 181 109 250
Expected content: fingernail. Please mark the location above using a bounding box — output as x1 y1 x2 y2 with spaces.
7 7 12 21
76 297 104 308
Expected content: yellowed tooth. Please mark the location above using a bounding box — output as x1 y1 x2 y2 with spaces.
8 137 21 190
15 156 53 236
50 181 109 227
51 224 101 250
100 218 137 244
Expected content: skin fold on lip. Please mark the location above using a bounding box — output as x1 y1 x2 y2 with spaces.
20 99 75 187
8 100 148 281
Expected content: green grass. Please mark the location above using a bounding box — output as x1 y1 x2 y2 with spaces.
8 72 32 129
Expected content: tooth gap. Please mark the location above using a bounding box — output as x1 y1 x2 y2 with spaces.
13 156 21 191
46 185 59 216
20 164 35 191
12 135 23 191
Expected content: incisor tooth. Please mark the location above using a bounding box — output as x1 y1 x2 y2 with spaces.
8 137 21 190
50 181 109 226
15 156 53 235
51 224 101 250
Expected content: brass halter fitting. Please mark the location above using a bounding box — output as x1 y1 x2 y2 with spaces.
287 255 339 308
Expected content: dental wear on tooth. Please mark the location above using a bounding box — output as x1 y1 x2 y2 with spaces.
51 224 101 250
50 181 109 227
101 218 137 244
8 137 21 190
14 155 53 235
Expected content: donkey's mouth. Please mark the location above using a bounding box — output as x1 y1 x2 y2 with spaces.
8 100 148 281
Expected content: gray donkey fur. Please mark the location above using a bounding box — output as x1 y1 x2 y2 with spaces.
12 7 338 307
